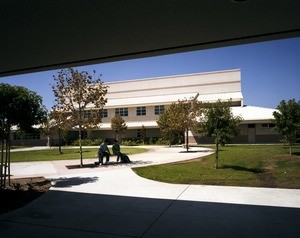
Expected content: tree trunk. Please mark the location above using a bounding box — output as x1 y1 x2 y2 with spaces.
58 128 62 154
7 129 11 186
185 128 189 152
215 142 219 169
79 126 83 167
289 144 292 156
0 119 4 189
3 125 11 187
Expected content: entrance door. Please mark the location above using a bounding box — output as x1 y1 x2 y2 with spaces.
248 124 256 143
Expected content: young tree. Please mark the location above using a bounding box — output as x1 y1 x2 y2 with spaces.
157 97 202 151
0 83 47 188
42 110 72 154
157 107 182 146
140 125 147 144
273 99 300 156
111 114 127 142
51 68 108 167
198 100 243 169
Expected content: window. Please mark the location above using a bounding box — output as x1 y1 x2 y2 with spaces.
83 110 91 118
248 124 255 128
137 106 146 116
115 108 128 117
101 109 108 118
25 133 40 140
262 123 275 128
13 132 40 140
137 129 142 138
155 105 165 115
13 133 21 140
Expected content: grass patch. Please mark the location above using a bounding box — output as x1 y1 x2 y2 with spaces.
133 145 300 188
8 147 148 162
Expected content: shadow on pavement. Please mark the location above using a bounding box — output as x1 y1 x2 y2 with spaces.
0 190 299 237
50 177 99 188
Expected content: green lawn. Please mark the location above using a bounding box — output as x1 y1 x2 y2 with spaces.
8 147 148 162
133 145 300 189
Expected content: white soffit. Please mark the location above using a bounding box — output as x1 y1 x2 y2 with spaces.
198 92 243 102
105 92 243 108
105 93 198 108
99 121 158 130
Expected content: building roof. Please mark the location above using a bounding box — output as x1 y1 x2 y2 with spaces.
104 92 243 108
231 106 277 123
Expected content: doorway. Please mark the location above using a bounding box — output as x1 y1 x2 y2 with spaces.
248 124 256 143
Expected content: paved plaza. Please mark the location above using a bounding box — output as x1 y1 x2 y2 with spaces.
1 146 300 237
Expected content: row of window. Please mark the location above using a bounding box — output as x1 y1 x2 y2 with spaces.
102 105 165 118
248 123 275 129
13 133 40 140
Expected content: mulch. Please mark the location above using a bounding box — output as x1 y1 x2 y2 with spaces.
0 177 51 215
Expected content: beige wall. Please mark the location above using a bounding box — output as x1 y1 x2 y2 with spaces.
106 69 241 99
190 123 280 144
101 105 164 123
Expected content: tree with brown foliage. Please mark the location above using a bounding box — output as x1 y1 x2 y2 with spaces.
157 97 202 151
51 68 108 166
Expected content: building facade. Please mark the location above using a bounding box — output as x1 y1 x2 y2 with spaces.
11 69 280 146
92 69 279 144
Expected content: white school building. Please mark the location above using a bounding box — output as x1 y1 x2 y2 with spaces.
92 69 279 144
11 69 280 146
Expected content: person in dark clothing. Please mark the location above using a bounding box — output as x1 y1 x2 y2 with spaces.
95 139 111 165
112 139 122 162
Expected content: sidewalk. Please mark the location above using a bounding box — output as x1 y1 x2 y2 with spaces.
1 146 300 237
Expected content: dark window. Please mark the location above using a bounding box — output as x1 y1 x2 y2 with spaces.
101 109 108 118
137 129 142 138
13 132 40 140
83 110 91 118
155 105 165 115
115 108 128 117
13 133 21 140
248 124 255 128
262 123 275 128
137 106 146 116
269 123 275 128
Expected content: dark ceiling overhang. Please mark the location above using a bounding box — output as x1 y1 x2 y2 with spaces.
1 0 300 77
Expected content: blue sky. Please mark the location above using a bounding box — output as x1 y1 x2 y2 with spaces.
1 37 299 111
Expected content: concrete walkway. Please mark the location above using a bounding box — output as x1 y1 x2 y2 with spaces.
1 146 300 237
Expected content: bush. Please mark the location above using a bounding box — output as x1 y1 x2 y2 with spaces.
122 140 139 146
155 138 168 145
72 138 103 146
121 137 170 146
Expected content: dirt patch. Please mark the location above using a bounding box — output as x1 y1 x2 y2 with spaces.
257 173 277 188
0 177 51 215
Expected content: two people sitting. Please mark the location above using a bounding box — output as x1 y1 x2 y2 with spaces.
95 139 130 165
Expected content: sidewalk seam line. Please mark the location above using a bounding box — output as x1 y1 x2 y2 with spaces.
140 185 190 238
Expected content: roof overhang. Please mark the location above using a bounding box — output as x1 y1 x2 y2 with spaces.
104 92 243 108
231 106 277 122
99 121 158 130
1 1 300 77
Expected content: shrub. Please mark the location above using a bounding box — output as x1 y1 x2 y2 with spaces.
155 138 168 145
122 140 139 146
72 138 103 146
